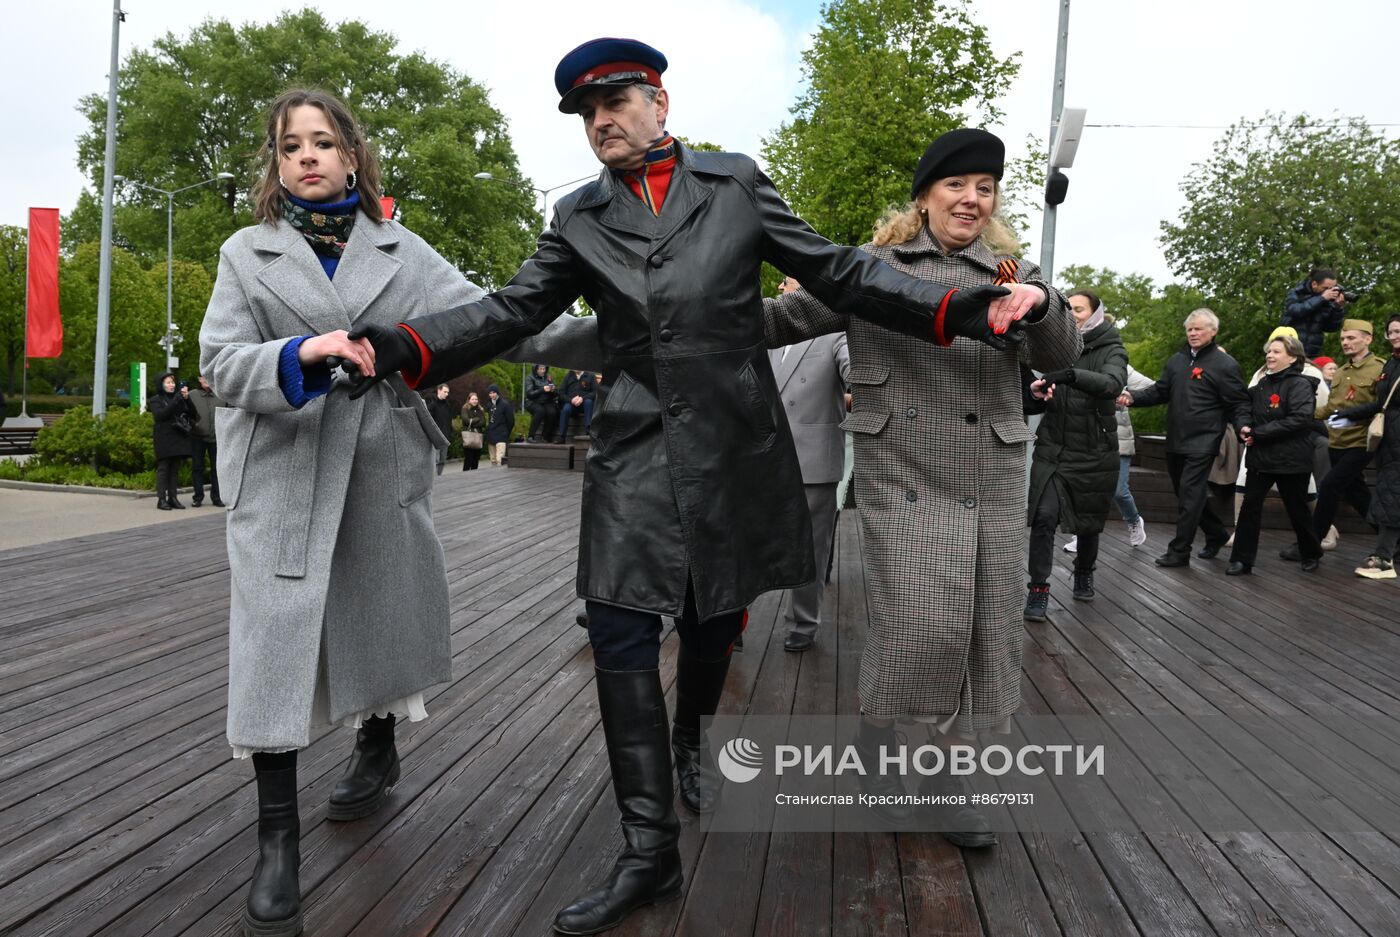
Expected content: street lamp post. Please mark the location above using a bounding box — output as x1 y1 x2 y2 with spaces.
472 171 595 418
113 172 234 374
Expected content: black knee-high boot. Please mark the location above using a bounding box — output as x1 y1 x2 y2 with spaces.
244 751 302 937
554 669 682 935
327 714 399 821
670 644 731 814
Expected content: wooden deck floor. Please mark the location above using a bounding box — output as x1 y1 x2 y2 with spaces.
2 466 1398 937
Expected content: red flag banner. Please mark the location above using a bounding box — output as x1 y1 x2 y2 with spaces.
380 196 395 220
26 207 62 359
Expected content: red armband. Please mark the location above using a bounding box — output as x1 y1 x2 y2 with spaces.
932 290 957 346
398 324 432 389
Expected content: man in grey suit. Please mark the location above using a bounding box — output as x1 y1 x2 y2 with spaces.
771 277 851 651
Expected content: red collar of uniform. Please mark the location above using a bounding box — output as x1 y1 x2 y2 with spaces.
617 135 677 216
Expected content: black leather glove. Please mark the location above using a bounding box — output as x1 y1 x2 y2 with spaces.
941 284 1019 350
343 323 422 400
1041 368 1077 386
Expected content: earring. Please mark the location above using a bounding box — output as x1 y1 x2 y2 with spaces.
347 170 357 191
278 175 288 191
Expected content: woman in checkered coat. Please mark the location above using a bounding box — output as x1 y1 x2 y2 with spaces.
764 129 1080 846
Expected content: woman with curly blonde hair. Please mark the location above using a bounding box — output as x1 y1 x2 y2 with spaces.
764 128 1081 848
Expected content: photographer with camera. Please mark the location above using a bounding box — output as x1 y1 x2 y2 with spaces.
1283 266 1353 359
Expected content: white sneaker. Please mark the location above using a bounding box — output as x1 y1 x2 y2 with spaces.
1321 525 1340 551
1063 536 1078 554
1128 517 1147 547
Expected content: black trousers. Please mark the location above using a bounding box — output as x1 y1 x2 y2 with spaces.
527 401 560 440
154 457 183 502
462 446 482 470
1229 470 1321 565
1028 482 1099 584
1165 451 1230 558
191 437 219 502
586 584 745 670
1376 526 1400 562
1312 447 1375 536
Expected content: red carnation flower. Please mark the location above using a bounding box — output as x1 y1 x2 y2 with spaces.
1191 366 1204 380
1269 393 1280 408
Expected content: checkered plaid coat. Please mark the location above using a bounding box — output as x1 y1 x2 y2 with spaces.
765 228 1080 728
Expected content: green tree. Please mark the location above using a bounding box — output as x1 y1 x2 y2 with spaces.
57 243 165 388
0 226 24 393
761 0 1019 247
1160 114 1400 364
70 9 538 286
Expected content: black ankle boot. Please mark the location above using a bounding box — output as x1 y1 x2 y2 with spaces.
671 645 731 814
554 669 682 935
1071 571 1095 601
327 715 399 821
921 770 997 849
854 719 912 823
243 763 302 937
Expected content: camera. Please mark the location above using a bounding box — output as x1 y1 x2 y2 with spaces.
1340 288 1361 303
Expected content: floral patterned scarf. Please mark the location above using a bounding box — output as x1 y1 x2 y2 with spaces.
281 191 359 260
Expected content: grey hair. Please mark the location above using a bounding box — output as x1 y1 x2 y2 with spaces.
637 83 660 104
1184 307 1220 331
1266 334 1308 360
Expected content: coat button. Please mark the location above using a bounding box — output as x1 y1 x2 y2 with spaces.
964 497 978 509
906 407 918 419
965 413 979 424
659 328 673 342
906 490 918 503
649 255 665 268
668 402 684 417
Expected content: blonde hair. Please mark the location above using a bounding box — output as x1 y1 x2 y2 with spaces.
872 182 1020 255
253 89 384 225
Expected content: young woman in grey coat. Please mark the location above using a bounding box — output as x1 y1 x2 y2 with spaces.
199 89 593 937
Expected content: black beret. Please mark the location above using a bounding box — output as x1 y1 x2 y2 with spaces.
910 128 1005 200
554 38 668 114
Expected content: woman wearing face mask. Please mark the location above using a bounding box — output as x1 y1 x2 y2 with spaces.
1023 289 1128 616
148 372 198 510
1226 334 1324 575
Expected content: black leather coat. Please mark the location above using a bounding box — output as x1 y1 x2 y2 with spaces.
404 144 955 619
1131 341 1250 455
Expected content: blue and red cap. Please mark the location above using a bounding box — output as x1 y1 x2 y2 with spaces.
554 38 667 114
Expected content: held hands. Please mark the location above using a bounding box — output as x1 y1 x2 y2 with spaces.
943 284 1020 350
1029 378 1055 402
1116 391 1133 407
988 284 1049 330
1240 425 1254 447
338 323 423 401
302 329 376 377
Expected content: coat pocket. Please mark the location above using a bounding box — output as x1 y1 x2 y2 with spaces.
591 371 638 451
991 418 1036 445
848 363 890 387
389 406 434 507
737 360 777 443
213 407 256 509
841 410 890 436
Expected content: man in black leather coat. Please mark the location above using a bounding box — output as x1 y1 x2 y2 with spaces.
345 37 1038 935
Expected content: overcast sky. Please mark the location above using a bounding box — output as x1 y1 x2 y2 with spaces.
2 0 1392 287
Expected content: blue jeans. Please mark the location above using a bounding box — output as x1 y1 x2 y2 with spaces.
558 398 594 438
1113 455 1141 524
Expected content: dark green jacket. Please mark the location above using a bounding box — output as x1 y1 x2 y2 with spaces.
1026 320 1128 534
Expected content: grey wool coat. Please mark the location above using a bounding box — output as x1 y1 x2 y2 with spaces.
765 229 1080 728
200 212 597 750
